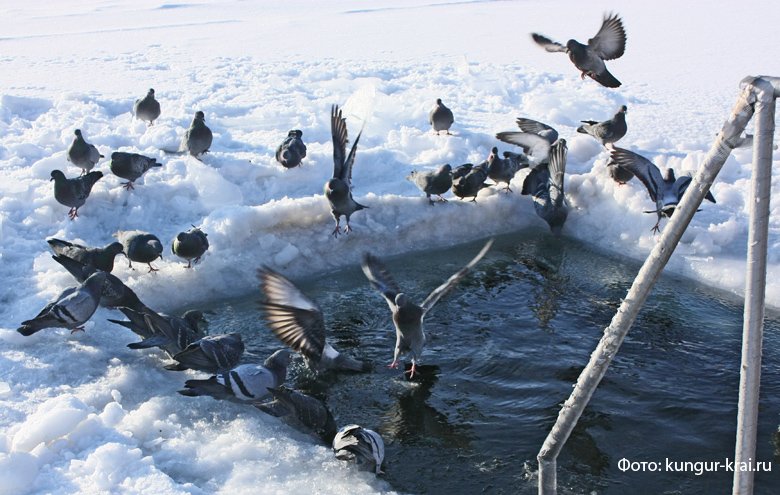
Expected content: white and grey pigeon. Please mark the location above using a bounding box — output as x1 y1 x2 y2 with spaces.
406 164 452 204
486 147 529 192
429 98 454 135
166 333 245 373
50 169 103 220
254 386 338 443
110 151 161 190
276 129 307 169
17 271 108 336
47 238 125 273
577 105 628 147
332 424 385 475
532 12 627 88
115 230 164 272
183 111 213 158
361 239 493 379
325 105 367 237
257 266 370 373
608 147 716 233
109 307 208 355
521 139 569 234
51 253 145 311
67 129 103 175
133 88 161 125
496 118 559 166
171 226 209 268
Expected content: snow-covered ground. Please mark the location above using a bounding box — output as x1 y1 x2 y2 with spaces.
1 1 780 493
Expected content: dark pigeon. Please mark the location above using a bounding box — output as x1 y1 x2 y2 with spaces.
522 139 569 234
429 98 454 135
325 105 367 237
255 386 338 443
332 425 385 475
171 226 209 268
50 169 103 220
47 238 124 273
577 105 628 146
496 118 559 166
67 129 103 174
406 164 453 204
183 111 213 158
115 230 163 272
166 333 245 373
451 161 489 202
110 151 161 190
109 307 208 355
51 254 145 311
133 88 161 125
276 130 307 169
486 147 529 192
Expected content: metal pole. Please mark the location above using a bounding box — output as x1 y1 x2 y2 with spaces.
733 77 776 495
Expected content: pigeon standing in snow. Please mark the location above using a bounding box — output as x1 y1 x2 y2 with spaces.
451 162 489 201
51 254 145 311
47 238 125 273
577 105 628 147
522 139 569 234
166 333 245 373
183 111 213 158
133 88 161 125
532 13 627 88
110 151 161 190
608 147 716 233
109 307 209 354
67 129 103 175
255 386 338 443
486 147 529 192
429 98 454 135
258 267 370 373
332 425 385 475
50 169 103 220
171 226 209 268
361 239 493 378
496 118 559 166
407 164 453 204
115 230 163 272
17 271 107 336
276 130 307 169
325 105 368 237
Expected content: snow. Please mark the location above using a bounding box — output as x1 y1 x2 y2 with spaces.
1 0 780 493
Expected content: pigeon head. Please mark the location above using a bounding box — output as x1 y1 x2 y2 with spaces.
436 98 443 104
439 163 452 174
147 88 155 96
50 170 66 181
619 105 627 114
664 168 676 182
565 39 584 54
108 242 126 257
74 129 82 137
194 111 205 120
289 129 302 138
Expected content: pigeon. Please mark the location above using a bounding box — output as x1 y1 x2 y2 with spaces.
115 230 163 272
606 160 635 185
521 139 569 234
429 98 454 135
183 111 213 158
17 271 107 336
51 254 145 311
67 129 103 174
486 147 529 192
406 164 453 204
166 333 245 373
325 105 368 237
179 349 293 403
109 307 209 354
608 147 716 233
276 130 307 169
110 151 161 190
577 105 628 147
50 169 103 220
257 266 370 373
133 88 161 125
255 386 338 443
171 226 209 268
532 12 627 88
496 118 559 166
451 161 489 202
332 424 385 475
361 239 493 378
47 238 125 273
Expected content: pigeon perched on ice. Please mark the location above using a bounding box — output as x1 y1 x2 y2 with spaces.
17 271 107 336
532 13 627 88
109 307 209 354
608 147 716 233
171 226 209 268
522 139 569 234
47 238 125 273
407 164 453 204
332 424 385 475
487 147 529 192
183 111 213 158
451 161 489 201
361 239 493 379
67 129 103 174
110 151 161 190
50 169 103 220
166 333 245 373
255 386 338 443
325 105 368 237
258 267 370 373
133 88 161 125
577 105 628 146
115 230 163 272
496 118 559 166
276 130 307 169
429 98 454 135
179 349 293 403
52 254 145 311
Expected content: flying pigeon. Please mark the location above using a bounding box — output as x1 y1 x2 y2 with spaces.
109 307 209 355
50 169 103 220
406 164 453 204
496 118 559 166
361 239 493 378
47 238 125 273
110 151 161 190
67 129 103 174
522 139 569 234
171 226 209 268
429 98 454 135
577 105 628 147
133 88 161 125
276 130 307 169
257 266 370 373
532 13 627 88
115 230 163 272
332 424 385 475
451 161 489 202
325 105 368 237
606 160 635 185
255 386 338 443
486 147 529 192
166 333 245 373
51 253 145 311
183 111 213 158
608 147 716 233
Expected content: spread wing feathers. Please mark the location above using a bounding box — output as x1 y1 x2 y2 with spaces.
531 33 567 53
515 118 559 141
495 131 551 160
673 177 717 204
547 139 568 192
420 238 493 315
331 105 362 184
361 254 402 310
609 147 663 203
588 13 626 60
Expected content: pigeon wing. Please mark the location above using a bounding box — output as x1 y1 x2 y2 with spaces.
531 33 567 53
588 13 626 60
495 131 551 162
420 239 493 315
361 253 402 311
609 147 663 203
331 105 348 181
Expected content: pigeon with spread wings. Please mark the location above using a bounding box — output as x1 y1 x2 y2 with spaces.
325 105 367 237
496 118 559 166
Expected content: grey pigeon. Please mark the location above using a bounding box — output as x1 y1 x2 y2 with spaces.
496 118 559 166
276 130 307 169
67 129 103 174
52 254 145 311
608 147 716 233
429 98 454 135
451 161 489 202
487 147 529 192
109 307 208 355
325 105 368 237
183 111 213 158
606 160 635 185
361 239 493 378
332 424 385 475
532 13 627 88
133 88 161 125
577 105 628 146
115 230 163 272
50 169 103 220
17 271 107 336
258 266 370 373
522 139 569 234
47 238 124 273
179 349 293 403
110 151 161 190
406 164 453 204
171 226 209 268
166 333 245 373
255 386 338 443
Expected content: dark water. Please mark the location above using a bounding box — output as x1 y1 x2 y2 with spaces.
203 230 780 494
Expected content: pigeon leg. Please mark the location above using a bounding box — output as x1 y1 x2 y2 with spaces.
580 71 587 80
437 195 448 202
344 223 353 235
185 260 192 269
331 219 341 238
122 181 135 191
387 360 400 369
70 326 85 334
470 197 477 203
68 208 79 220
147 263 159 272
404 361 418 379
428 196 435 206
651 222 661 234
503 184 512 193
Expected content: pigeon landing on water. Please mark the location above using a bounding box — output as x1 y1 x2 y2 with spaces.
407 164 452 204
255 386 338 443
171 226 209 268
496 118 559 167
257 267 370 373
276 130 307 169
332 425 385 475
532 13 627 88
577 105 628 147
110 151 161 190
608 147 716 233
486 147 529 192
52 254 145 311
133 88 161 125
451 161 489 202
109 307 209 355
166 333 245 373
325 105 368 237
17 271 107 336
47 238 125 273
50 170 103 220
183 111 213 158
115 230 163 272
522 139 569 234
67 129 103 174
429 98 454 135
361 239 493 379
